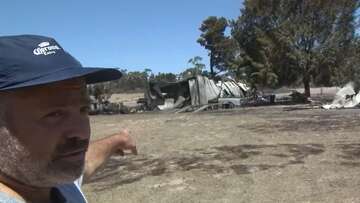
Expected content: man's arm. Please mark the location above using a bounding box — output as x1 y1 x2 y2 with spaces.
83 129 137 181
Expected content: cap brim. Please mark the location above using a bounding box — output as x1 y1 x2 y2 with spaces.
1 67 122 90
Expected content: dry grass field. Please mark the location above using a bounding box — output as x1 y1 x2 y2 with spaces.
82 98 360 202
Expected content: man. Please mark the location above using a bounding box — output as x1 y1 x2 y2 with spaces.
0 35 137 203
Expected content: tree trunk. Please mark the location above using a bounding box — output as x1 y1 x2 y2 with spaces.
303 54 312 98
303 73 311 98
210 52 215 79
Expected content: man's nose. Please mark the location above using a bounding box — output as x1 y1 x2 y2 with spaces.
64 113 90 140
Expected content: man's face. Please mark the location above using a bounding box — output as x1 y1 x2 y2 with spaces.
0 78 91 187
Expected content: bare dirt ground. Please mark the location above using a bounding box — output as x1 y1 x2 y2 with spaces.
82 102 360 203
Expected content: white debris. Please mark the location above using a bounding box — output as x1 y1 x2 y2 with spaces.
157 98 175 110
322 82 360 109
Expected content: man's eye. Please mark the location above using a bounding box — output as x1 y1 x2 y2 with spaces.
45 111 64 118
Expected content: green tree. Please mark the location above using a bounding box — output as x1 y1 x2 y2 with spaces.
197 16 230 78
188 56 206 74
232 0 360 96
231 6 281 88
179 56 207 79
143 68 153 80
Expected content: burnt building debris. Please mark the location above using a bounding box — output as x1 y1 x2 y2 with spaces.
323 82 360 109
89 75 312 114
143 75 259 112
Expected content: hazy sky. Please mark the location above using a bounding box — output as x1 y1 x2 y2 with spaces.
0 0 242 74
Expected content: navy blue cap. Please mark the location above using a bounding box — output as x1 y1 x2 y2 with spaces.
0 35 122 90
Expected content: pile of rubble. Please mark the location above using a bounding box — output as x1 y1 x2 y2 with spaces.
322 82 360 109
89 76 315 114
142 76 308 113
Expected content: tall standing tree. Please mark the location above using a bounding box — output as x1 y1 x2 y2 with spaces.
197 16 230 78
231 2 282 88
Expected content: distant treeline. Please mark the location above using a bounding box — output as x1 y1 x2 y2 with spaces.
87 57 211 97
87 69 180 100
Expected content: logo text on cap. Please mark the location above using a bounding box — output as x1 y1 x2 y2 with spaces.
33 41 61 56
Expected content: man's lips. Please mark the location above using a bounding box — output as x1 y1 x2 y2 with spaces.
55 148 87 160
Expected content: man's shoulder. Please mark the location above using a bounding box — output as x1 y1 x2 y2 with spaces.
55 178 87 203
0 178 86 203
0 191 23 203
0 182 87 203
